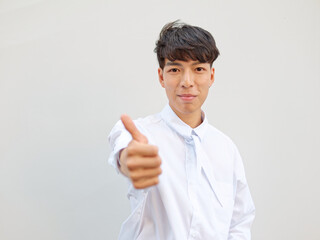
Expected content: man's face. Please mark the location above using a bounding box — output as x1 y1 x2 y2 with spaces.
158 59 214 119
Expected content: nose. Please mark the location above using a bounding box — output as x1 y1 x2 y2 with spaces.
181 70 194 88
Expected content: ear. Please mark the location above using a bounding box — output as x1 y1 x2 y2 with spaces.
209 67 215 87
158 68 165 88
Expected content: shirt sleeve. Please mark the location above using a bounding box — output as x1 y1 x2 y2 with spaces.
107 120 132 174
228 145 256 240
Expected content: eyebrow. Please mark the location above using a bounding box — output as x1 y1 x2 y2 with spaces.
165 62 183 67
165 61 203 67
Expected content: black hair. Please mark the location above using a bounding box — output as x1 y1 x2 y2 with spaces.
154 20 220 69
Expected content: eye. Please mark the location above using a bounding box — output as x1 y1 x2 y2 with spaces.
168 68 179 73
195 67 205 72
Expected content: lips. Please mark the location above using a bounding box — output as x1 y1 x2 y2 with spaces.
178 94 197 101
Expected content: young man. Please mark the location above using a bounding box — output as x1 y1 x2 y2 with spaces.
108 21 255 240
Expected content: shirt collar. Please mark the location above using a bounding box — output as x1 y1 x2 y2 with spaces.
160 104 208 141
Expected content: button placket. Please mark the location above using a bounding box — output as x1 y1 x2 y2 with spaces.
185 136 201 240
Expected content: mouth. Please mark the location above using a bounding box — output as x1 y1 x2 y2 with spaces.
178 94 197 101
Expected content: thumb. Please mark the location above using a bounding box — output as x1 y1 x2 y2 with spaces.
121 114 148 144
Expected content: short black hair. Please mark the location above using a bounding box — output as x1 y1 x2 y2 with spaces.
154 20 220 69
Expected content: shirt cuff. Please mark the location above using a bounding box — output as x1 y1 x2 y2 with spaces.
108 137 131 174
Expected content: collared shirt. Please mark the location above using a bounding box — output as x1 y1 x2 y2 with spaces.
108 104 255 240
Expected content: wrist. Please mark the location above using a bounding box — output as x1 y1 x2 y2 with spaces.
118 148 129 177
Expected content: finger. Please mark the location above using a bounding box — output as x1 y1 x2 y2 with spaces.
127 156 161 170
129 167 162 181
121 114 148 143
127 143 158 157
133 176 160 189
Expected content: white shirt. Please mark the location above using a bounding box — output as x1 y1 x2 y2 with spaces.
108 104 255 240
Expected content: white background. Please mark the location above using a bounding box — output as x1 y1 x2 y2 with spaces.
0 0 319 239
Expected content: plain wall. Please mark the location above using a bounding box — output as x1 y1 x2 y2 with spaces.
1 0 319 239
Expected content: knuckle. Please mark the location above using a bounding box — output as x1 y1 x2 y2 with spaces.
126 146 135 156
153 178 159 185
152 145 159 153
130 172 139 180
129 172 135 180
133 181 143 189
155 156 162 166
126 159 135 169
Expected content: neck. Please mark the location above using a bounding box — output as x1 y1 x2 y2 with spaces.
170 104 203 129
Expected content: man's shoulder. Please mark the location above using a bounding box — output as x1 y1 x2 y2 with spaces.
206 123 238 149
134 112 162 126
132 112 166 135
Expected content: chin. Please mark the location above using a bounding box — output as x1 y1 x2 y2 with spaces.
170 101 199 114
177 105 198 115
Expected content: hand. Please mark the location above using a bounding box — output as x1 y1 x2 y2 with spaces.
119 114 162 189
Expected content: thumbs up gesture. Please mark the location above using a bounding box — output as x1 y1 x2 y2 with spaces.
119 114 162 189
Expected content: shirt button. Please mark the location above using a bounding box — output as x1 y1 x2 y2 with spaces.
191 232 198 238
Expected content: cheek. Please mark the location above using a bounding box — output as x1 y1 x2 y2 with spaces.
199 85 210 99
199 78 211 90
164 85 176 98
163 79 178 92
